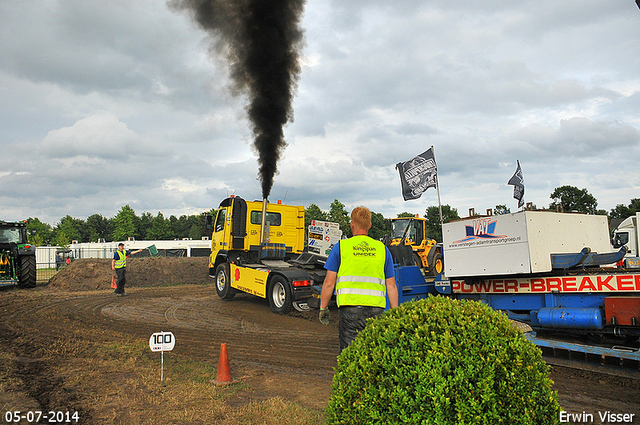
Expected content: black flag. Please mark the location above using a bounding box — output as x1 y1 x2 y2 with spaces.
396 148 437 201
508 160 525 208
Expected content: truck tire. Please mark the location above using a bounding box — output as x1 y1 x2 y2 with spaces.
412 253 423 268
268 276 292 314
215 263 236 300
429 252 444 276
19 255 36 288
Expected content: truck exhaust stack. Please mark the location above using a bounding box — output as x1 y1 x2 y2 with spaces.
260 198 268 244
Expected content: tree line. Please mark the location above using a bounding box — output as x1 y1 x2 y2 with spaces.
23 205 213 247
15 186 640 246
305 187 640 243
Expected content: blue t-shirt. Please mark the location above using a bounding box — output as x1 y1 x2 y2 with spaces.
324 239 395 278
113 250 132 260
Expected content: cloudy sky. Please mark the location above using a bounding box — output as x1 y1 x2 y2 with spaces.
1 0 639 225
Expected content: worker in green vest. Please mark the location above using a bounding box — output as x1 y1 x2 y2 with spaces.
319 206 398 353
111 243 144 296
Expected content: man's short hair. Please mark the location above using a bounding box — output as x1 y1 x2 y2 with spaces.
118 243 125 247
351 206 371 231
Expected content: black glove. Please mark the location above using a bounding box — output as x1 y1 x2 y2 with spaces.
319 309 330 325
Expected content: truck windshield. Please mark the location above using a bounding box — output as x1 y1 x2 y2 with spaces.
391 220 414 239
612 232 629 248
0 228 21 244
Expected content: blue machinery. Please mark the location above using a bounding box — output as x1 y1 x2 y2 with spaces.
388 262 640 367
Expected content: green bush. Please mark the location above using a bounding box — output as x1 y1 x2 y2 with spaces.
326 296 561 425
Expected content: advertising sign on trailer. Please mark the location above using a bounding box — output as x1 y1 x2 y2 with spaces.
442 211 612 277
308 220 342 257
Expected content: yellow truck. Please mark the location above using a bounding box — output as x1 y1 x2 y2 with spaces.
207 196 329 313
388 216 443 276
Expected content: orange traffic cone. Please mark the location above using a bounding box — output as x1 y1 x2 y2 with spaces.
212 343 236 385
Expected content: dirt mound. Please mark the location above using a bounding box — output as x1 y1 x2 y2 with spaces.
47 257 211 291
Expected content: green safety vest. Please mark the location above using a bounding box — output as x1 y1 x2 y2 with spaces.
114 250 127 269
336 235 387 308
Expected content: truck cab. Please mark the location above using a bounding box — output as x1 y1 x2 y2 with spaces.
209 196 304 267
612 212 640 259
208 196 325 314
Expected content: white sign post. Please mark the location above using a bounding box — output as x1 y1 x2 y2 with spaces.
149 331 175 385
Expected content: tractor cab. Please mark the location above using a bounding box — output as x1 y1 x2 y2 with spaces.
388 216 443 276
0 221 36 287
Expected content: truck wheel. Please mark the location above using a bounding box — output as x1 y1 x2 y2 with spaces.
429 253 444 276
293 302 310 312
19 255 36 288
215 263 236 300
268 276 292 314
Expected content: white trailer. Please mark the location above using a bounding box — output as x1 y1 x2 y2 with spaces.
442 210 612 277
433 210 640 363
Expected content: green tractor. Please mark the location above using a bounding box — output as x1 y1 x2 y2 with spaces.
0 221 36 288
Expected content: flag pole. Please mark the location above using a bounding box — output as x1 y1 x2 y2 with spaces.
432 145 444 227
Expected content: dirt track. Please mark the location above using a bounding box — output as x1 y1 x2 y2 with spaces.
1 258 639 423
1 285 337 411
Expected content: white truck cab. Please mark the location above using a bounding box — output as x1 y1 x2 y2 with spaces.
611 212 640 267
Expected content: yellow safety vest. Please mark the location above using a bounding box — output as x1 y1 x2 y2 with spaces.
336 235 387 308
114 250 127 269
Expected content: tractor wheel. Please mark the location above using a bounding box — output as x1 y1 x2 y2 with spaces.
428 253 444 276
215 263 236 300
268 276 292 314
19 255 36 288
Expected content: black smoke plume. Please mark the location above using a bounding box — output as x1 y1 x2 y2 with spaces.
169 0 305 199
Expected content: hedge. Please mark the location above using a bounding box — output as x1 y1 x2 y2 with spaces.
326 296 561 424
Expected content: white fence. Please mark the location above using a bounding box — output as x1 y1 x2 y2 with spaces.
36 238 212 270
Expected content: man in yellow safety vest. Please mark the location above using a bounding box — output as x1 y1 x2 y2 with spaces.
111 243 144 296
319 206 398 353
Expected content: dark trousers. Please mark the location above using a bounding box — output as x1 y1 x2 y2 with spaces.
338 306 384 353
115 267 126 293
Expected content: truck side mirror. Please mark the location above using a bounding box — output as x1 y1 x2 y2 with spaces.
205 214 213 232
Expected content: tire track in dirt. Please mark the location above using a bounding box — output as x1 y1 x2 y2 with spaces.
56 285 640 415
89 285 338 408
2 284 640 415
1 285 339 409
88 286 339 373
1 286 339 375
0 291 95 424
